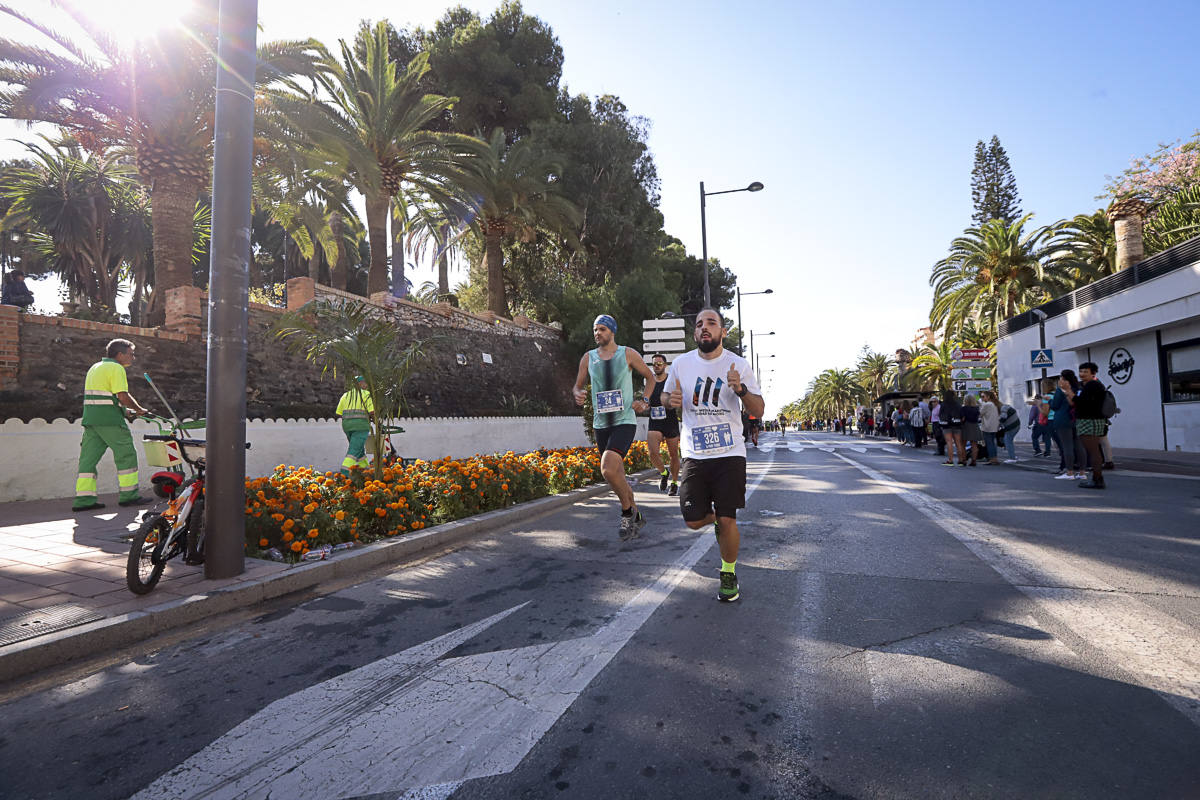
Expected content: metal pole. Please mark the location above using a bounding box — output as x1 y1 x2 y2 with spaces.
1039 320 1047 382
204 0 258 579
755 352 760 384
699 181 710 309
749 330 755 372
736 288 742 355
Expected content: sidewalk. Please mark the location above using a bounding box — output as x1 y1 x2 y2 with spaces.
0 478 638 683
893 436 1200 478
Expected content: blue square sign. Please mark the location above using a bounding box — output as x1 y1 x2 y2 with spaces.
1031 349 1054 369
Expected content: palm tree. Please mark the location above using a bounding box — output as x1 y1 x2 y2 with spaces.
1 139 150 311
909 341 957 392
810 368 864 420
855 349 896 399
267 22 480 296
1052 210 1116 288
0 2 321 321
930 214 1065 337
274 298 427 480
1146 184 1200 254
466 128 581 316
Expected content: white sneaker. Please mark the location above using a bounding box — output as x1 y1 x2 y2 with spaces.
1003 459 1018 464
1054 472 1075 480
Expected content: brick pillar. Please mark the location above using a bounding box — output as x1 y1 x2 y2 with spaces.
287 277 316 310
163 285 205 336
0 304 19 390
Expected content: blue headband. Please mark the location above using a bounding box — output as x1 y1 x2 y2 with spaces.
594 314 617 334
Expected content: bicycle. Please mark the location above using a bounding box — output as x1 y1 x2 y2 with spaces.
365 423 407 466
125 374 249 594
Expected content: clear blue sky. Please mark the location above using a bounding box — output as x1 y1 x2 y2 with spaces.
4 0 1198 412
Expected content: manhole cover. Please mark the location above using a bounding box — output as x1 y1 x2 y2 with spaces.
0 603 105 647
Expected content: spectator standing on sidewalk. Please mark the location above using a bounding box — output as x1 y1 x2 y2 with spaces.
930 396 946 456
961 394 983 466
940 391 966 466
1075 362 1108 489
1051 370 1083 480
1029 394 1049 457
979 391 1001 465
917 394 931 449
999 398 1021 462
908 402 926 449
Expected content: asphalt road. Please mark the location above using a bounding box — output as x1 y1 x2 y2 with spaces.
1 431 1198 800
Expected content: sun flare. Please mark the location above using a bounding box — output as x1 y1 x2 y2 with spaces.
78 0 196 50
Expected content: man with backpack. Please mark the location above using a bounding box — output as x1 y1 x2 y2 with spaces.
999 400 1022 463
1075 361 1109 489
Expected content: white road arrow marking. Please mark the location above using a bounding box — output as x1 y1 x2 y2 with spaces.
133 451 776 800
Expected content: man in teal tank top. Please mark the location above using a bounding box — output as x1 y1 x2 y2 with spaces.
572 314 657 541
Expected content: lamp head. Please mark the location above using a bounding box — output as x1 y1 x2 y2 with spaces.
747 181 764 192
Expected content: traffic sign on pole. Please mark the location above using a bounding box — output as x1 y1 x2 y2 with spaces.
1030 349 1054 369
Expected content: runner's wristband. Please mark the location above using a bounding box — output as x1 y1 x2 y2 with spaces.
735 385 749 398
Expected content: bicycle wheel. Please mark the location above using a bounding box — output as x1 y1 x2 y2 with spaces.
185 496 205 565
127 515 169 594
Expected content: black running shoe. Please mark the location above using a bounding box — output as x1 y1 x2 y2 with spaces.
668 482 678 497
718 571 739 602
659 470 669 492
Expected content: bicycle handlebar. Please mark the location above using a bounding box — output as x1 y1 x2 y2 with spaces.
143 434 251 449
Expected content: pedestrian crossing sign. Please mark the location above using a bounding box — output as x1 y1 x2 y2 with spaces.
1030 349 1054 369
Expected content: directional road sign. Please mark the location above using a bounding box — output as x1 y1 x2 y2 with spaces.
1031 349 1054 369
643 317 686 363
952 348 990 361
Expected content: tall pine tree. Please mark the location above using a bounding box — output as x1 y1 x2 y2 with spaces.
970 135 1022 226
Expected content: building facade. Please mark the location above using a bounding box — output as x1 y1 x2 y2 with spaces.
996 237 1200 452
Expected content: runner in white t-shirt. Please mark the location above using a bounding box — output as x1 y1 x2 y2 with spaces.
665 309 764 602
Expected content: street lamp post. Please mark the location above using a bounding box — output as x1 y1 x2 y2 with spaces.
736 287 772 356
748 330 774 374
756 352 775 384
700 180 764 308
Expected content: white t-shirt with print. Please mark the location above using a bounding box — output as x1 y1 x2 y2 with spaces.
665 348 761 460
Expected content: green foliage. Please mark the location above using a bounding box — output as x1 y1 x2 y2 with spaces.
1146 184 1200 254
930 214 1062 339
1052 210 1116 285
970 135 1022 226
855 347 897 399
0 139 151 311
273 298 429 479
418 2 564 140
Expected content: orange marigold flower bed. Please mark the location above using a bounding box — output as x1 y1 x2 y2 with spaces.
243 443 652 562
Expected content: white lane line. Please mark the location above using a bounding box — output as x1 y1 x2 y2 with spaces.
133 450 775 800
834 452 1200 729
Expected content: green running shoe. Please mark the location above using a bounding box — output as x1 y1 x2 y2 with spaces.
718 570 739 602
668 481 678 497
659 470 669 492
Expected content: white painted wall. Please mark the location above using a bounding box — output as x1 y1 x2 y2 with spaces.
0 416 644 503
1076 332 1163 451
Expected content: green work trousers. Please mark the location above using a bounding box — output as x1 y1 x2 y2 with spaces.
341 429 370 473
74 425 140 508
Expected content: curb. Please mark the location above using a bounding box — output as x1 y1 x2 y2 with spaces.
0 473 647 684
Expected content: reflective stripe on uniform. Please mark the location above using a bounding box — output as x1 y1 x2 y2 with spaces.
75 472 98 496
342 410 369 418
84 397 117 405
117 467 139 489
342 455 359 469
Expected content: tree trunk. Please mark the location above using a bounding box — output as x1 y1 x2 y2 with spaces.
391 198 405 298
307 245 321 283
485 227 507 317
330 212 348 290
437 224 450 296
145 174 200 326
365 192 389 296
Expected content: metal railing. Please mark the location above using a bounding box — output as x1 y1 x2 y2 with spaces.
998 235 1200 339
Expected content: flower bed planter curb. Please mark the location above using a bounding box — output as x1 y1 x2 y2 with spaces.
0 472 651 684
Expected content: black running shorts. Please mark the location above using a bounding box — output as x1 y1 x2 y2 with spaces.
678 456 747 522
647 419 680 438
595 423 637 457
